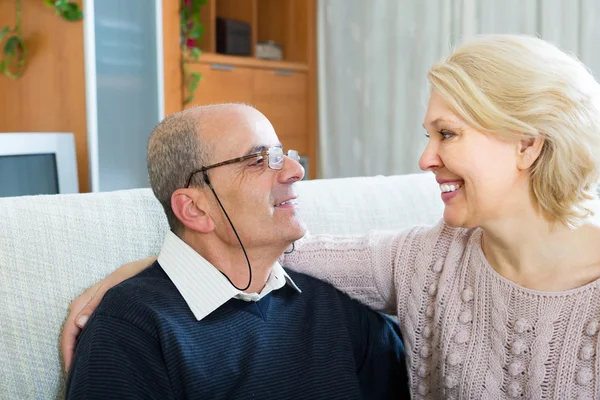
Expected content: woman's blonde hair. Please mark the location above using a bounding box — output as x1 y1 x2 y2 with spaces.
428 34 600 228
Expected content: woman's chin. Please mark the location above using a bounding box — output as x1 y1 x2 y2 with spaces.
442 210 474 229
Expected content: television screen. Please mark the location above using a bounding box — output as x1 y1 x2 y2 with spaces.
0 154 59 197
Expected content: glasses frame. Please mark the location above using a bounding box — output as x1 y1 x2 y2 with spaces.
184 147 299 188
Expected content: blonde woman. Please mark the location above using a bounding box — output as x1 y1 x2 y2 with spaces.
62 34 600 398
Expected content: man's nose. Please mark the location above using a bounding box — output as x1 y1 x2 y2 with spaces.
279 154 305 183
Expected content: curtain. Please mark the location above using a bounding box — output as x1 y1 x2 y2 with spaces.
317 0 600 178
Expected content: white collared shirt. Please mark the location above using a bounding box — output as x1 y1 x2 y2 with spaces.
158 231 301 321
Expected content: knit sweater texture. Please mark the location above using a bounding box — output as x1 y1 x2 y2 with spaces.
284 221 600 399
66 262 409 399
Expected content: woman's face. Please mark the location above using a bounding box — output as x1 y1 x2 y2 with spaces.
420 91 530 229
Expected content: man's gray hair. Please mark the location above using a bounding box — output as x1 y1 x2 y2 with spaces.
147 110 211 234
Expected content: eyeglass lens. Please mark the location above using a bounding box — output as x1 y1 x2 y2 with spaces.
267 147 300 170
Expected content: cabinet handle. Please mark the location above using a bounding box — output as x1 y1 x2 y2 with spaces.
211 64 235 71
274 69 294 76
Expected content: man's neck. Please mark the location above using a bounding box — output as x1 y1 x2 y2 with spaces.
182 232 284 294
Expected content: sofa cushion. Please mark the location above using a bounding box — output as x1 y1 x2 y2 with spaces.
0 173 442 399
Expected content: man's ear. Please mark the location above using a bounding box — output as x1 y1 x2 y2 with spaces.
517 135 545 170
171 188 215 233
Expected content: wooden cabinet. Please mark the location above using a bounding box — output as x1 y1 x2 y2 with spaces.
190 64 254 105
186 64 309 161
253 69 308 155
0 0 318 193
176 0 318 179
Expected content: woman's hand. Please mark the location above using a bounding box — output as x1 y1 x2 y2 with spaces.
60 256 157 372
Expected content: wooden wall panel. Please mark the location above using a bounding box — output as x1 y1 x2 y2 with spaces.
0 0 88 192
163 0 183 116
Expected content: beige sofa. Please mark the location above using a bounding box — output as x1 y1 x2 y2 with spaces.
0 173 444 399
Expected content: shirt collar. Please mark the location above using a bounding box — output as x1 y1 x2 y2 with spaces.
157 230 301 321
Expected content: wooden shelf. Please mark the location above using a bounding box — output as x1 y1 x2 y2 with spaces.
188 52 308 72
175 0 318 179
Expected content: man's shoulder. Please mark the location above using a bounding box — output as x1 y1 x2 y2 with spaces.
283 268 335 290
282 268 401 337
283 268 366 308
95 261 185 320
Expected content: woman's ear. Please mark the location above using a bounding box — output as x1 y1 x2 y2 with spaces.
517 136 545 170
171 188 215 233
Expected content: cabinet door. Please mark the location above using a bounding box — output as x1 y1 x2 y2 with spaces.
253 69 308 155
93 0 163 192
184 63 254 108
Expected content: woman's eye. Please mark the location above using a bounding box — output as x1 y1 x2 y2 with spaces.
439 130 455 139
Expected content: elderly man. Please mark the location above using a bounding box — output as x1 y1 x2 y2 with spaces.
65 104 408 399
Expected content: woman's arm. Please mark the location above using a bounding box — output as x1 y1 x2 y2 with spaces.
61 223 436 370
61 256 156 372
282 226 427 314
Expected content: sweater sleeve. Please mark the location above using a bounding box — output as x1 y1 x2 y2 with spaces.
66 314 175 400
282 224 434 314
356 312 410 399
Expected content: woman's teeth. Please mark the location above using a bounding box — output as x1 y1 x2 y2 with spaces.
275 200 293 207
440 183 462 193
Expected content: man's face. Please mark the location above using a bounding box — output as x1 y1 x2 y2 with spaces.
202 106 306 251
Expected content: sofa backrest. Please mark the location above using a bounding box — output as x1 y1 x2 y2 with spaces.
0 173 443 399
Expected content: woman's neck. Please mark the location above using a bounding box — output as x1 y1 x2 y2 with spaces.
480 211 600 291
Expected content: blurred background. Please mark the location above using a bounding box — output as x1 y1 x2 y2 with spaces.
0 0 598 196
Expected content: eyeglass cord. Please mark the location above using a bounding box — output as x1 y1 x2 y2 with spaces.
202 171 296 292
203 172 253 291
284 242 295 254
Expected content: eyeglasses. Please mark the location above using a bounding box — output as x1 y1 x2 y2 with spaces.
184 146 300 188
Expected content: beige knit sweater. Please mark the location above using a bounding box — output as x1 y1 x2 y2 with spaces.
283 221 600 399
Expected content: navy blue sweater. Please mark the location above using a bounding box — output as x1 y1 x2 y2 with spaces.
67 262 408 399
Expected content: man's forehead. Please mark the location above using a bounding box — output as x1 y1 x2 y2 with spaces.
212 128 280 151
202 111 281 159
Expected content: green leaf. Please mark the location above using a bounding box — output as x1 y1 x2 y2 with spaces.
190 47 202 60
43 0 55 7
180 1 191 24
189 72 201 92
59 3 84 21
62 9 84 21
191 0 201 14
189 24 204 40
4 36 21 56
0 60 5 74
0 27 10 43
184 71 202 104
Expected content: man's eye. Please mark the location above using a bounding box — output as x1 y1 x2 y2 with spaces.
249 158 264 166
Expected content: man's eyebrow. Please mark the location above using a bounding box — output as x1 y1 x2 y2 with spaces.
243 143 282 156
